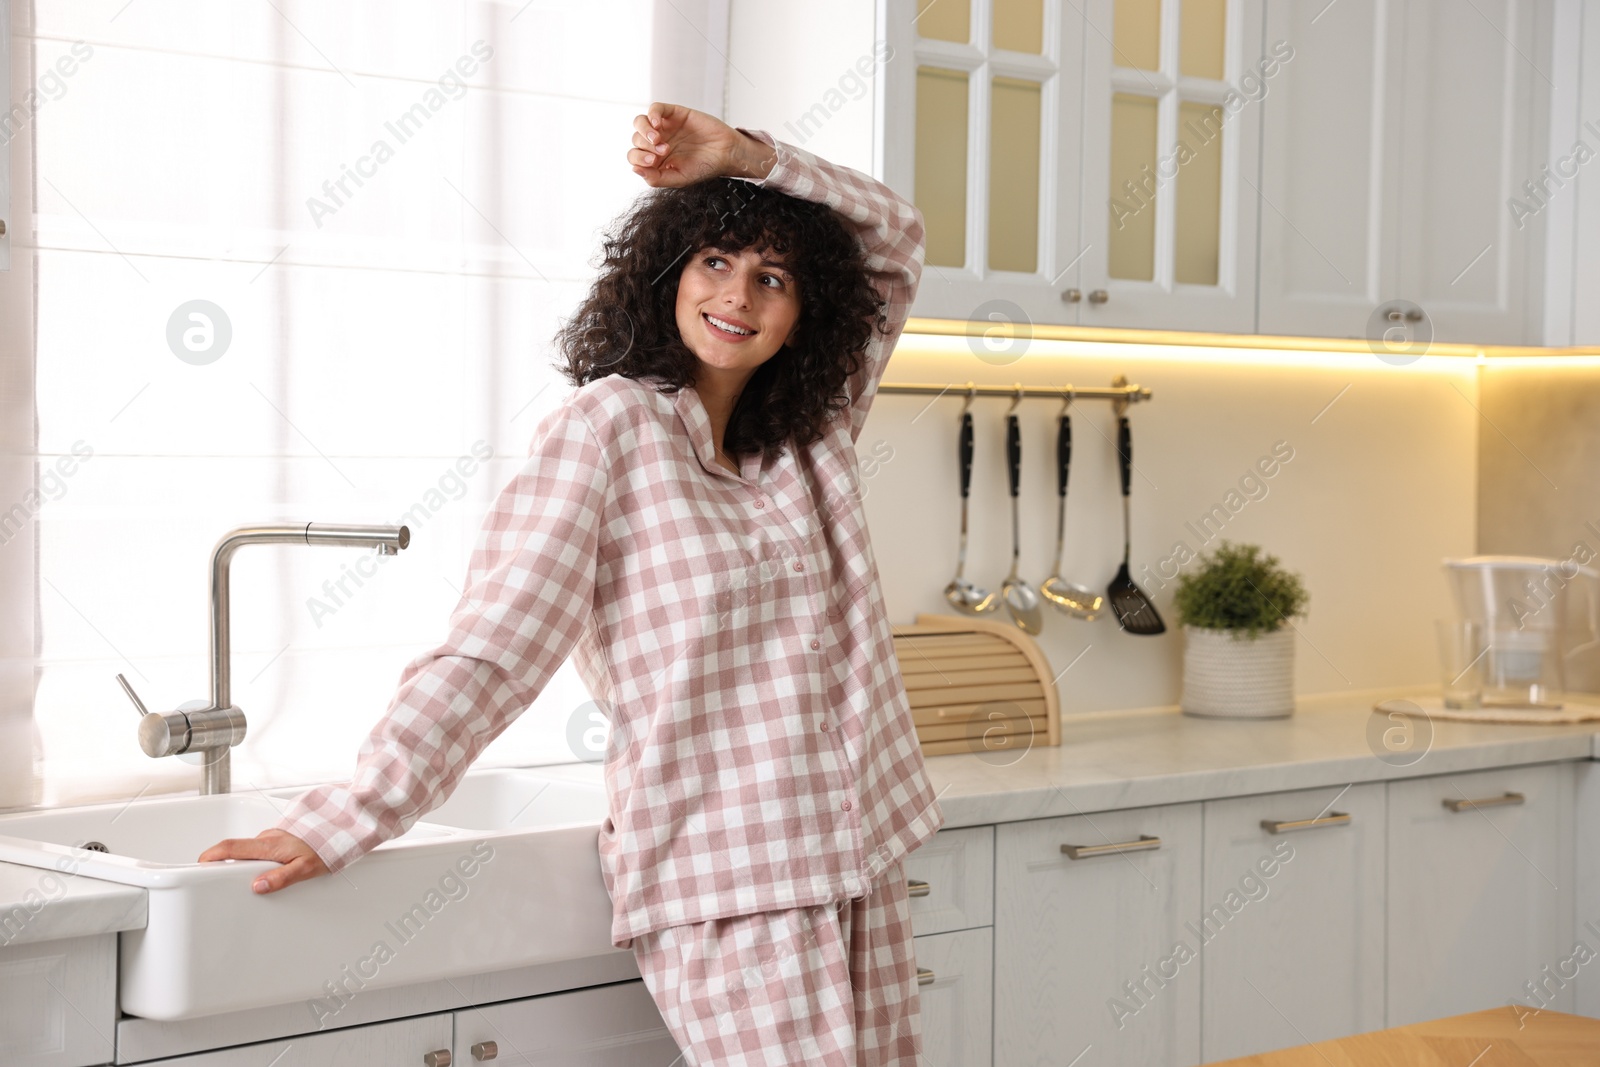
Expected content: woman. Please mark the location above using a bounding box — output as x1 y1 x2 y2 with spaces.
200 101 944 1065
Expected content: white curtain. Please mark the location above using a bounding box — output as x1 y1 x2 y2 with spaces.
0 0 729 811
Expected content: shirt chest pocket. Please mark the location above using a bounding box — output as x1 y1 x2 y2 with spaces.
704 538 819 633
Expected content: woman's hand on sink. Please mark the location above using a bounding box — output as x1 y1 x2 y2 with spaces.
197 829 331 894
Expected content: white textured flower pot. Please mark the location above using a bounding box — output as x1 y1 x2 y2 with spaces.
1180 625 1296 719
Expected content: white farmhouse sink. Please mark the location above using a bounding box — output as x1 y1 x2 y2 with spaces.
0 767 620 1022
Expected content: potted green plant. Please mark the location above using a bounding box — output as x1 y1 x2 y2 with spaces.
1173 542 1309 719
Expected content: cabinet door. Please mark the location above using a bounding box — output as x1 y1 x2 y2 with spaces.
133 1013 453 1066
1199 783 1385 1061
1387 761 1575 1026
915 926 993 1067
882 0 1086 330
1576 760 1600 1019
1257 0 1406 339
1076 0 1264 333
453 979 680 1065
994 802 1202 1067
0 933 115 1067
1394 0 1550 345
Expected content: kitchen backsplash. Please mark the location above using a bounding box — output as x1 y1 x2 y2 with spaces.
1478 358 1600 693
863 338 1478 713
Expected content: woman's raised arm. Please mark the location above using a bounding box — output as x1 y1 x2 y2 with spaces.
629 102 926 443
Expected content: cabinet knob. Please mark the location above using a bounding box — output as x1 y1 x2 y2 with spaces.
906 878 931 898
423 1051 452 1067
1087 289 1109 304
0 219 7 237
917 966 936 986
471 1042 499 1061
1061 288 1082 303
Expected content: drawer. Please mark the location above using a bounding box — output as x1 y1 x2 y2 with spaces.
914 926 993 1067
902 825 993 935
129 1012 452 1065
453 979 680 1065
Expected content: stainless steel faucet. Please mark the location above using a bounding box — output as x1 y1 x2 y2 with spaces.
116 522 410 794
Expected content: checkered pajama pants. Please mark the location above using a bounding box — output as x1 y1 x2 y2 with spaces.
631 860 924 1066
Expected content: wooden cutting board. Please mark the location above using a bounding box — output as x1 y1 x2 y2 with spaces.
1201 1008 1600 1066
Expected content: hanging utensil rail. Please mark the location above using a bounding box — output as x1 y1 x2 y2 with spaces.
876 376 1152 414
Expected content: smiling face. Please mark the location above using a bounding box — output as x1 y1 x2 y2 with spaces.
675 243 801 391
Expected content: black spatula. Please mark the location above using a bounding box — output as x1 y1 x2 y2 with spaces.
1107 414 1165 635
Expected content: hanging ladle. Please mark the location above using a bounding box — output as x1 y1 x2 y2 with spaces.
1000 385 1043 634
944 385 999 615
1041 388 1105 620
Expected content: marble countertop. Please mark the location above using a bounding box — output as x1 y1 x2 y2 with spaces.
923 686 1600 828
6 687 1598 951
0 860 147 947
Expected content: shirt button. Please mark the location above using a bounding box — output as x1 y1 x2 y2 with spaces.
820 721 830 731
793 561 804 572
810 639 820 650
754 499 765 509
842 800 852 811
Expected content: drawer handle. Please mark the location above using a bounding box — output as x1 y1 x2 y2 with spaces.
917 966 936 986
423 1051 452 1067
907 878 931 898
1260 811 1351 834
1444 791 1525 812
472 1041 499 1061
1061 834 1160 859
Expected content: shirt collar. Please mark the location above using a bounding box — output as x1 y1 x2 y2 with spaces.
669 380 755 482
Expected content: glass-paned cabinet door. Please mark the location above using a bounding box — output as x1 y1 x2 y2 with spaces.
881 0 1086 330
1077 0 1263 332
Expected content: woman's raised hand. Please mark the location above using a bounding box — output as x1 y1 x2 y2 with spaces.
628 102 773 187
197 828 331 894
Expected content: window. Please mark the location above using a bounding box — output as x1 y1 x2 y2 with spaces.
0 1 723 810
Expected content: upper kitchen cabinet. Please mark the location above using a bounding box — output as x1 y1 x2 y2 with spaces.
882 0 1265 334
882 0 1088 329
1075 0 1265 333
1258 0 1553 345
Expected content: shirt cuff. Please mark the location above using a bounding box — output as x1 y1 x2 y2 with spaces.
732 127 786 188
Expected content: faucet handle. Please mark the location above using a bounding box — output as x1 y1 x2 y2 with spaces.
116 673 151 717
116 673 195 758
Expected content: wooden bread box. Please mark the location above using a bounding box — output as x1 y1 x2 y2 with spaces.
892 612 1061 757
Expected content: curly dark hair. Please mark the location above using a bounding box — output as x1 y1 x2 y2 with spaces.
554 177 891 460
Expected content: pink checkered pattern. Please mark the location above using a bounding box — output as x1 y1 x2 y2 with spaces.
632 859 923 1066
271 128 945 949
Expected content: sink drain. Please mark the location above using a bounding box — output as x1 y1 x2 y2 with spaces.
80 841 110 853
